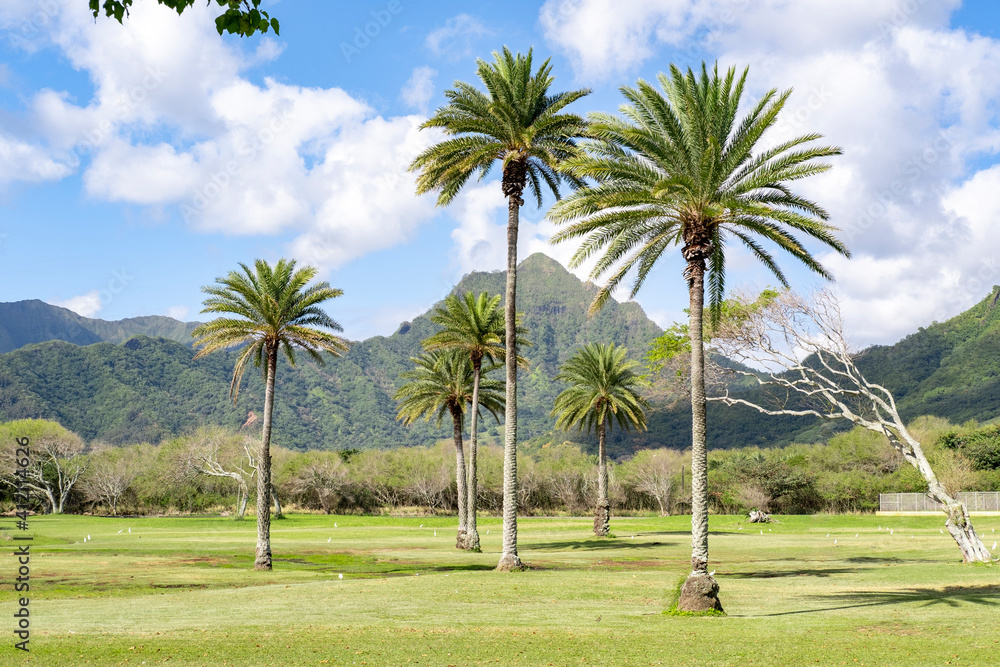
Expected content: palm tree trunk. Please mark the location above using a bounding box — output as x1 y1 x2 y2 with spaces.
236 481 248 520
677 259 722 611
594 417 610 537
254 345 277 571
497 194 524 572
271 484 283 519
451 408 469 549
687 266 709 573
466 365 482 551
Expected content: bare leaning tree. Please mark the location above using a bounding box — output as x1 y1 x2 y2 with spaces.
710 289 994 563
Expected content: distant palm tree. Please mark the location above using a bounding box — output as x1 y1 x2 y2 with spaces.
550 63 847 608
395 349 505 548
424 292 527 551
192 259 348 571
552 343 648 537
410 47 590 571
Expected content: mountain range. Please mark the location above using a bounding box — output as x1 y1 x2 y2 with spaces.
2 253 998 454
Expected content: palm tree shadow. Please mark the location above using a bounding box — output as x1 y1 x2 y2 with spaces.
726 567 862 579
740 585 1000 617
522 539 671 551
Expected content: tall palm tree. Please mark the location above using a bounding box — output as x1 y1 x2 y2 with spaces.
423 292 528 551
552 342 648 537
409 47 590 571
192 258 348 571
395 349 505 548
550 63 848 609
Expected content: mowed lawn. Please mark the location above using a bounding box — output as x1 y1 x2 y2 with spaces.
1 513 998 665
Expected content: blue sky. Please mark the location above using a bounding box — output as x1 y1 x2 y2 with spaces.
1 0 999 344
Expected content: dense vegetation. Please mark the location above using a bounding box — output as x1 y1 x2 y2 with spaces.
4 416 997 518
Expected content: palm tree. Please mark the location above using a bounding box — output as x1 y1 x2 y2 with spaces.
409 47 590 571
192 258 348 571
549 63 848 609
394 349 505 548
552 343 649 537
423 292 528 551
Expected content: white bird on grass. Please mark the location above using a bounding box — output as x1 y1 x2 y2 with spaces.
826 533 829 537
890 529 893 535
87 535 91 540
834 539 838 545
855 534 859 537
434 531 437 536
128 527 131 534
334 523 338 528
992 541 997 550
486 529 490 535
118 529 123 534
709 570 716 577
338 573 343 579
760 530 763 535
419 524 424 528
327 538 331 543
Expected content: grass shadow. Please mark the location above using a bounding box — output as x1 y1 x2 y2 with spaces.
522 539 672 551
725 567 864 579
741 584 1000 617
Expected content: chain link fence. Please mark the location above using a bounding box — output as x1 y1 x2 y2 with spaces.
880 492 1000 512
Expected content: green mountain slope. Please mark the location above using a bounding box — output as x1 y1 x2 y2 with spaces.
0 254 666 450
855 286 1000 423
0 300 199 353
4 262 997 454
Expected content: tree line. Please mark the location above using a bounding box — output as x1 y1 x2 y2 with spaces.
4 417 997 519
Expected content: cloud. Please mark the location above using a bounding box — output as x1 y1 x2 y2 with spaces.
400 66 436 112
0 0 440 271
164 305 190 321
538 0 1000 345
425 14 489 59
51 291 102 318
448 181 603 287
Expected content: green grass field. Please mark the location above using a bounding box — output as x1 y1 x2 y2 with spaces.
1 513 997 665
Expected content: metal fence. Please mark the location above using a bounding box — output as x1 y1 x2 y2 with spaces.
880 492 1000 512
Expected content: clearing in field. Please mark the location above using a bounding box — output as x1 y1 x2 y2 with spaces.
2 513 998 665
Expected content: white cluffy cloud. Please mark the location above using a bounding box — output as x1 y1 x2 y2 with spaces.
540 0 1000 345
400 66 437 113
0 0 437 271
52 291 102 318
425 14 490 58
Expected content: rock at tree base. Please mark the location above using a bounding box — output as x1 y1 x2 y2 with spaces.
678 572 723 612
593 499 611 537
496 552 526 572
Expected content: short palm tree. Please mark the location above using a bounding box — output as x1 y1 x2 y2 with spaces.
550 63 848 609
552 342 648 537
192 258 348 571
395 349 505 548
423 292 528 551
410 47 590 571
